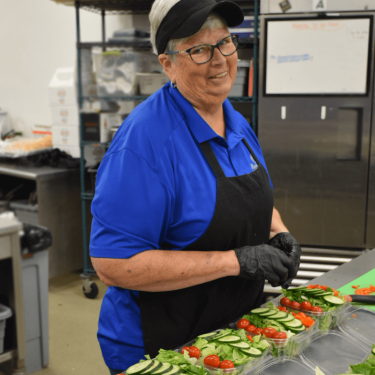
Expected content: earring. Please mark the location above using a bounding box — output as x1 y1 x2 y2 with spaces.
171 81 177 89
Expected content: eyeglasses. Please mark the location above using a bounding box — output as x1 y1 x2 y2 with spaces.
165 35 239 65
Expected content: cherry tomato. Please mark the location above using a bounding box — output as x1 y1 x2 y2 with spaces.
280 297 291 306
263 327 277 338
204 355 220 368
236 319 250 330
253 327 263 335
181 346 190 354
245 324 256 333
188 346 201 359
310 306 323 313
290 301 301 309
273 331 287 340
301 301 312 311
220 360 235 369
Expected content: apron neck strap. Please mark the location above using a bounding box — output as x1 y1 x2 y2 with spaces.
199 141 226 179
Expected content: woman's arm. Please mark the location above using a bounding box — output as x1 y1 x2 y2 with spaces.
91 250 240 292
270 207 289 239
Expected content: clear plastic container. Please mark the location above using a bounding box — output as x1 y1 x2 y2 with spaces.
274 294 351 332
337 307 375 349
299 330 369 375
229 318 316 358
92 50 152 97
175 330 270 375
249 356 316 375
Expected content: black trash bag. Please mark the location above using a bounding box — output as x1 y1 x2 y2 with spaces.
21 223 52 253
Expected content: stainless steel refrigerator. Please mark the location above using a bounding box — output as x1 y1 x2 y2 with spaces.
258 5 375 250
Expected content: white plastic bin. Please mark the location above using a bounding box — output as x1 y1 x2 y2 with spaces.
0 303 13 354
9 201 39 226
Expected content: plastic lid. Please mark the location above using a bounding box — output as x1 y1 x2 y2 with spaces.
338 308 375 348
254 357 316 375
300 331 368 375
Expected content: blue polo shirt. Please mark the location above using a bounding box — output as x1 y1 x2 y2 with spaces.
90 82 272 371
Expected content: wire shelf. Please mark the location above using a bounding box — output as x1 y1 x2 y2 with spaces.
78 0 256 14
77 38 254 50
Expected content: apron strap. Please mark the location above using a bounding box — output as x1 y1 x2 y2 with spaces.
199 141 226 179
200 139 260 180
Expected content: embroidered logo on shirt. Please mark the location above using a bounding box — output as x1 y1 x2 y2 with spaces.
250 154 258 171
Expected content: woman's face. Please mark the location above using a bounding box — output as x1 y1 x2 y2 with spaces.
161 27 238 107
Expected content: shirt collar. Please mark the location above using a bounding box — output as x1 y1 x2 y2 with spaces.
168 83 244 149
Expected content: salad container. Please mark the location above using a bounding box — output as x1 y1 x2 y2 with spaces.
299 330 369 375
230 304 317 358
175 330 270 375
274 294 351 332
337 307 375 349
248 355 317 375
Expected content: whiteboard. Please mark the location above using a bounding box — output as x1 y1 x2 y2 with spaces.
265 18 371 94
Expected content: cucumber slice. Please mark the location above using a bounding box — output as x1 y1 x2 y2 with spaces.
323 295 344 305
151 363 172 375
289 325 306 334
241 347 262 357
283 319 303 328
163 365 181 375
217 335 241 343
142 361 162 374
127 360 154 375
197 332 217 339
229 341 251 349
251 307 270 314
269 311 287 320
303 289 324 294
258 310 278 317
313 291 333 297
276 314 294 323
288 286 308 291
372 347 375 355
211 331 231 340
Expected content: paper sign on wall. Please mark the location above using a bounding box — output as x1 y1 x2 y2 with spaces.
312 0 327 11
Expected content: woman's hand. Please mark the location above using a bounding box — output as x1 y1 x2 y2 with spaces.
268 232 301 289
234 244 296 287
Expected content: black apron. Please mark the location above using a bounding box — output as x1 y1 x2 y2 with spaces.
139 138 274 358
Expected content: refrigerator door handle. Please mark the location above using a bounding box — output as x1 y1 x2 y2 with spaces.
337 107 363 161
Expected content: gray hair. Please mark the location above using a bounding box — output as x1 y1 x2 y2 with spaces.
149 0 228 56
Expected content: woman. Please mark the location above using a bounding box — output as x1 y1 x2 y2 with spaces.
90 0 302 374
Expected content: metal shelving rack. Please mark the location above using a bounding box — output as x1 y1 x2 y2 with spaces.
75 0 259 298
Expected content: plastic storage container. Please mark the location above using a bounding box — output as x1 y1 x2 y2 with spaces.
9 200 39 225
274 294 351 332
175 330 270 375
137 73 169 95
229 319 316 358
93 50 151 97
250 356 316 375
299 330 369 375
0 303 13 354
337 307 375 349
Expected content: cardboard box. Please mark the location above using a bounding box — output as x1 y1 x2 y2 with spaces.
52 126 80 147
49 67 77 106
50 106 79 126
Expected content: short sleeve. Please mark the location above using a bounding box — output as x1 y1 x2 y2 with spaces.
90 149 173 259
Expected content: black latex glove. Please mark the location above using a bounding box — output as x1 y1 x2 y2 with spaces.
269 232 301 289
234 244 296 287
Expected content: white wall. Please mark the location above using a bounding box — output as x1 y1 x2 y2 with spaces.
0 0 133 137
